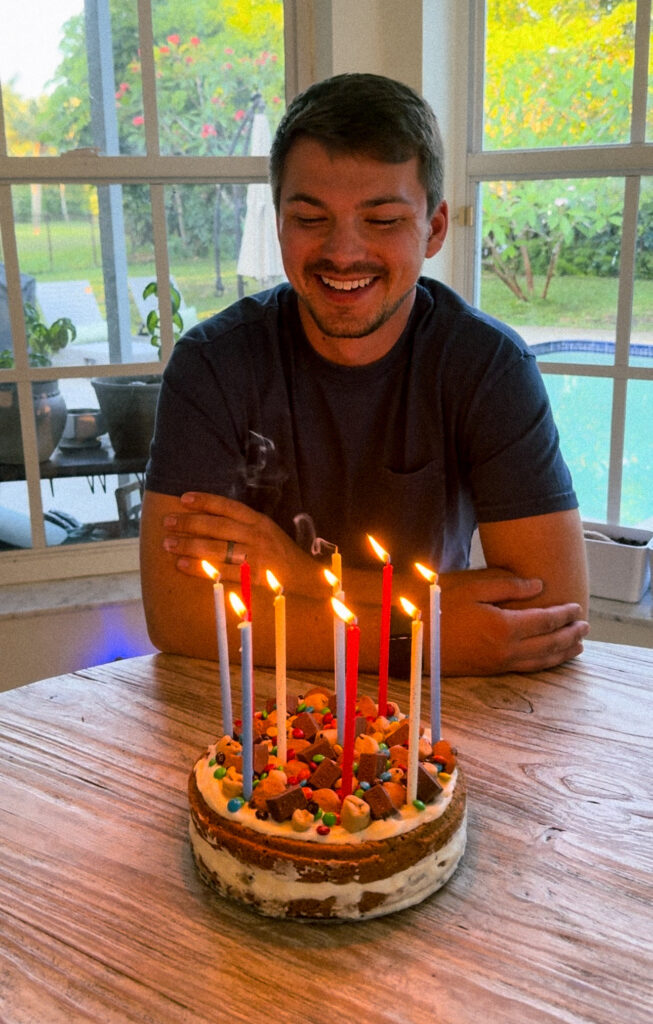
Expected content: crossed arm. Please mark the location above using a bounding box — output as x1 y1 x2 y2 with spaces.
139 488 589 676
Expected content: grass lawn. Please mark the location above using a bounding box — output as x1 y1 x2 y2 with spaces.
479 273 653 333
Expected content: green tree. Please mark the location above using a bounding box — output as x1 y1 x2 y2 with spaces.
482 0 643 300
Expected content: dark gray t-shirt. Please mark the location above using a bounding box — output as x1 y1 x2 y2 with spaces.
146 278 577 573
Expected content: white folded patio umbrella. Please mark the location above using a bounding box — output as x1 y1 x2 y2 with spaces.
236 111 285 285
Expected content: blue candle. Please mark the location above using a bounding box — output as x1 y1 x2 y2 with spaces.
229 591 253 801
202 561 233 737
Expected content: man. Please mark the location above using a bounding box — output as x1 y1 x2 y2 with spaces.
140 73 589 675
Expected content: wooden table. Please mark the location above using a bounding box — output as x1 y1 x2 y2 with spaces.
1 641 651 1024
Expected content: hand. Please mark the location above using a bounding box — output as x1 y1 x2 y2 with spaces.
440 570 590 675
161 491 321 596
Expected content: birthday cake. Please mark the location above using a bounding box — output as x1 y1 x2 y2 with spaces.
188 685 466 920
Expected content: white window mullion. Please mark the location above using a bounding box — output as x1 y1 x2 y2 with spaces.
631 0 652 145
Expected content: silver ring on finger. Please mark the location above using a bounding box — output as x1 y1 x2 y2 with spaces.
225 540 236 565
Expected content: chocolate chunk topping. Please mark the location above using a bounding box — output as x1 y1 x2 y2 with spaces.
309 758 341 790
266 785 309 823
363 784 398 820
356 751 389 785
416 764 444 804
296 737 337 765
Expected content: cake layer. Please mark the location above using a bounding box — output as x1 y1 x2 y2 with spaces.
188 765 466 919
189 811 467 920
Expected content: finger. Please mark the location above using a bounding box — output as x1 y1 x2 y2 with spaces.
507 620 589 672
507 603 586 642
163 533 247 567
180 491 261 525
163 511 249 543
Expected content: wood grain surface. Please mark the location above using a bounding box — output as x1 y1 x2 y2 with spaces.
0 640 651 1024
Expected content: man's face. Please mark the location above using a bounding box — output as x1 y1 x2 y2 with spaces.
276 137 448 365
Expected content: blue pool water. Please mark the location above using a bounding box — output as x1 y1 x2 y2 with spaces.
530 341 653 524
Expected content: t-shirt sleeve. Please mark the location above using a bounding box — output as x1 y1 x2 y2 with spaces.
145 337 246 498
465 349 578 523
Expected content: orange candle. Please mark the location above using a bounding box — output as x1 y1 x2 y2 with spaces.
367 534 392 715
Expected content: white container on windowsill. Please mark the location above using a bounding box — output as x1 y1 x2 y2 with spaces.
583 520 653 603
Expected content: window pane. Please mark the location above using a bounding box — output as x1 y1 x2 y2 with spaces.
633 175 653 361
623 379 653 524
478 177 626 351
484 0 637 150
540 373 612 522
0 0 141 158
134 2 286 157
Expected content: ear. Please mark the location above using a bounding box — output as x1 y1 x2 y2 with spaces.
425 200 448 258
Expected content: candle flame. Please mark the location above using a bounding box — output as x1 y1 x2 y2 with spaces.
324 568 338 588
265 569 283 595
331 596 357 625
400 596 421 620
367 533 390 564
415 561 438 584
202 559 220 582
229 591 248 620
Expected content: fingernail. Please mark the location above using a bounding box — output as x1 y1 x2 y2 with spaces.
163 515 177 527
181 493 196 505
163 537 178 551
177 557 190 569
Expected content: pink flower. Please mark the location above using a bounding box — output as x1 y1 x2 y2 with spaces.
201 124 217 138
222 62 233 71
190 36 200 46
272 96 281 104
185 57 193 65
224 47 234 55
234 109 245 122
167 34 180 45
132 115 144 126
159 45 170 55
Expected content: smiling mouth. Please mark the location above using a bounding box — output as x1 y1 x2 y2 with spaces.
319 275 375 292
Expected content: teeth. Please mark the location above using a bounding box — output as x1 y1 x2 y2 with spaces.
321 275 373 291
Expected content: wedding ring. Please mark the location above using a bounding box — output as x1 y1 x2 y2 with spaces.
225 540 236 565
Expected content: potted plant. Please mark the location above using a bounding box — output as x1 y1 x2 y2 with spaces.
0 303 76 464
91 281 184 460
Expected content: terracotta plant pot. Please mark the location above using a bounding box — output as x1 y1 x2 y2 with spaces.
0 379 67 464
91 375 161 459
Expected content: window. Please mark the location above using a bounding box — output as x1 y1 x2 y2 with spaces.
0 0 289 582
464 0 652 527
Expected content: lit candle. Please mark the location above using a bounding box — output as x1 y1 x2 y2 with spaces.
415 562 441 742
367 534 393 715
240 558 252 620
229 591 253 800
202 560 233 737
324 566 346 746
400 597 423 805
331 597 360 801
266 570 287 765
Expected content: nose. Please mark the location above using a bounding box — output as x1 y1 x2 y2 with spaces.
319 216 367 265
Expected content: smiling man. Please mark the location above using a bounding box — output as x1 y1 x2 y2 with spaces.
140 73 589 676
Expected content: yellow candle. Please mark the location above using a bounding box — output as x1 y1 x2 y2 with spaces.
266 570 287 765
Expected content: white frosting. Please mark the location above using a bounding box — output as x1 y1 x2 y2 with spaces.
194 752 457 844
189 812 467 920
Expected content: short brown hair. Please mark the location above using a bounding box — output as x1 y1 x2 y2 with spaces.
270 73 444 215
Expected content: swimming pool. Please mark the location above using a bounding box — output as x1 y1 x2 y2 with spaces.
529 340 653 525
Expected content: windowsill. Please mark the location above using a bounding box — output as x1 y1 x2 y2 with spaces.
590 588 652 625
0 571 143 621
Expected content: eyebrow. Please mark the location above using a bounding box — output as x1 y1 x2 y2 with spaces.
284 192 413 208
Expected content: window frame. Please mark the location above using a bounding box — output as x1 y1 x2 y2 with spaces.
458 0 653 526
0 0 303 585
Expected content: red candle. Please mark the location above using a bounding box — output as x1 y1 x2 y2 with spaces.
331 597 360 801
367 534 393 715
240 558 252 620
